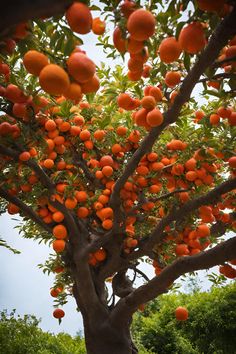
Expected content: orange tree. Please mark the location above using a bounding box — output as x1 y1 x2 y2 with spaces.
0 0 236 353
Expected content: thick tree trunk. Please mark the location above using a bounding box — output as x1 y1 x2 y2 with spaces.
83 319 138 354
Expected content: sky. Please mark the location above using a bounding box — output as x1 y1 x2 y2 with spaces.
0 0 234 338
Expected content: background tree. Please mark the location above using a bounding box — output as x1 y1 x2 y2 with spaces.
132 282 236 354
0 0 236 353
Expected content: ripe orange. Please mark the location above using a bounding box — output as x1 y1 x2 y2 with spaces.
23 50 49 76
159 37 182 63
43 159 54 169
117 93 133 110
19 151 31 161
79 129 91 141
141 95 156 110
179 22 206 54
165 71 181 87
94 248 106 261
80 75 100 94
102 219 113 230
102 166 113 177
100 155 114 167
67 53 96 83
64 82 82 102
39 64 70 95
209 113 220 125
65 197 77 209
52 239 66 253
127 9 156 41
53 308 65 319
66 2 92 34
52 211 64 223
175 244 189 256
53 224 68 239
228 156 236 168
92 17 106 35
175 306 188 321
148 86 163 102
75 191 87 202
113 26 127 53
146 108 163 127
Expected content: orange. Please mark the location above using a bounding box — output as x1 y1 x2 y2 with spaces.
175 307 188 321
23 50 49 76
179 22 206 54
146 108 163 127
94 248 106 261
75 190 87 202
66 2 92 34
228 156 236 168
117 93 133 110
52 211 64 223
141 95 156 110
209 113 220 125
65 197 77 209
113 26 127 53
100 155 114 167
43 159 54 169
67 53 96 83
102 166 113 177
19 151 30 161
127 38 144 54
127 9 156 41
102 219 113 230
53 224 68 239
39 64 70 95
175 244 189 256
77 206 89 218
165 71 181 87
117 126 128 136
148 86 163 101
92 17 106 35
79 129 91 141
159 37 182 63
80 75 100 94
64 82 82 102
52 239 66 253
94 129 105 141
45 119 56 131
53 308 65 319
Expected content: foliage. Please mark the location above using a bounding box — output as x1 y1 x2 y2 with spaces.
0 310 86 354
132 282 236 354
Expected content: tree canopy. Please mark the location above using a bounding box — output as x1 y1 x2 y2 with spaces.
0 0 236 353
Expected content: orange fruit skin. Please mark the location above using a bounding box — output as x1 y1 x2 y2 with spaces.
175 306 188 321
179 22 206 54
165 71 181 88
64 82 82 102
92 17 106 35
66 2 92 34
146 108 163 127
23 50 49 76
39 64 70 95
159 37 182 63
81 75 100 94
53 308 65 319
52 239 66 253
127 9 156 41
113 27 127 53
67 53 96 83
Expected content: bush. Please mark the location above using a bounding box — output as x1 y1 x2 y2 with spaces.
132 283 236 354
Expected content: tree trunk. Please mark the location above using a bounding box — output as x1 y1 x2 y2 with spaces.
83 317 138 354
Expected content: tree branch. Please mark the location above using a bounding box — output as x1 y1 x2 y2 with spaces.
112 235 236 325
128 177 236 261
109 5 236 210
0 0 73 38
0 186 52 233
